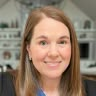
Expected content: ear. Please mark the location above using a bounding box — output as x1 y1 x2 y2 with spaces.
26 45 31 60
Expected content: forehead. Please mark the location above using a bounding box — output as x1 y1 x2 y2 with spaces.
33 17 70 38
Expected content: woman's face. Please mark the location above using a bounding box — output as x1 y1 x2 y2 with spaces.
27 17 71 80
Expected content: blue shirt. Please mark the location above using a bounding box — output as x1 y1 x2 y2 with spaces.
37 89 46 96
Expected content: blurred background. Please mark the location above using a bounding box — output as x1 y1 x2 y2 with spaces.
0 0 96 76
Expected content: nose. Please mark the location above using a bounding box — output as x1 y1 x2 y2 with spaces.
48 43 59 58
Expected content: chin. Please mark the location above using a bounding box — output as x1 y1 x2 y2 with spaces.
46 73 62 79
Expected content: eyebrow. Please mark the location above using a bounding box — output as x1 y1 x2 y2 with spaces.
36 35 70 40
36 35 48 39
59 36 70 40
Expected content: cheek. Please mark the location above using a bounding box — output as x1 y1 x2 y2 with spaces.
60 46 71 71
60 46 71 59
66 47 71 57
30 46 48 72
30 46 47 62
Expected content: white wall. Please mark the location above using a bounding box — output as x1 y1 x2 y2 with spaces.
0 0 21 27
0 0 95 29
58 0 94 29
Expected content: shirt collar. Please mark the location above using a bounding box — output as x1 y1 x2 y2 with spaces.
37 88 46 96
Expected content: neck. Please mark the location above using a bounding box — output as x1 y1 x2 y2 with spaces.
40 77 60 96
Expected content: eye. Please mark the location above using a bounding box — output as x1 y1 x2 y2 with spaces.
39 41 48 45
58 40 66 44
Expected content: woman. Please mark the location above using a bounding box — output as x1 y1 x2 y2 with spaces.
17 6 83 96
0 6 96 96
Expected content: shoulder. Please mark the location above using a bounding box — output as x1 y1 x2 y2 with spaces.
83 77 96 96
0 70 17 84
0 70 17 96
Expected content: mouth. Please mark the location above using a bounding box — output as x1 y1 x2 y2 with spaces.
44 61 62 67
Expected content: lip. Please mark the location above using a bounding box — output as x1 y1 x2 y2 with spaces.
44 61 62 67
44 61 61 63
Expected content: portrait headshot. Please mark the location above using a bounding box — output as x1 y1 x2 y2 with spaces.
0 6 96 96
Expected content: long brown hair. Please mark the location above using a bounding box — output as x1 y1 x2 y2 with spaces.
16 6 85 96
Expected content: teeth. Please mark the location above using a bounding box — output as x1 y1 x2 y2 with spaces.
44 61 61 64
44 61 62 67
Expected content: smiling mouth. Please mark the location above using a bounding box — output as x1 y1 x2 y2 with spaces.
44 61 62 66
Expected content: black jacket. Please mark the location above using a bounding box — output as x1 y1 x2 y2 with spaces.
0 72 16 96
83 78 96 96
0 72 96 96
